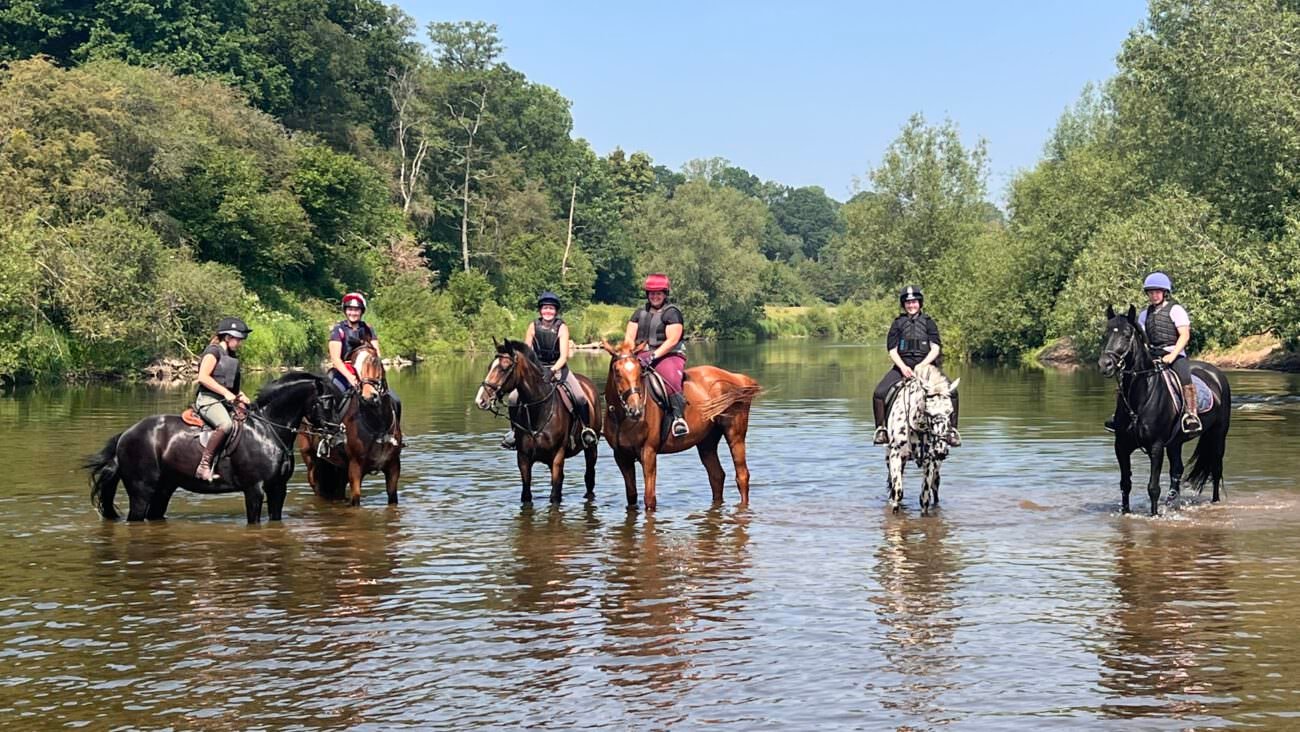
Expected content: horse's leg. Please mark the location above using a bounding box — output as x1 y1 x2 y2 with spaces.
548 449 565 505
145 485 177 521
384 457 400 506
1116 438 1134 514
1166 442 1184 508
518 450 534 504
724 425 751 504
1146 443 1165 517
920 457 938 515
267 479 288 520
244 480 266 524
887 447 905 513
640 446 660 512
125 480 153 522
615 449 638 508
304 453 322 497
697 429 725 503
347 458 364 508
583 444 597 501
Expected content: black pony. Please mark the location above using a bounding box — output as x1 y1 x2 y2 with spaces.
1098 305 1231 515
85 372 327 523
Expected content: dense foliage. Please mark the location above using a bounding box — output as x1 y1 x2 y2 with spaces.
2 0 1298 382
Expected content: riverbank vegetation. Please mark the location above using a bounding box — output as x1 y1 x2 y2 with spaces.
2 0 1298 382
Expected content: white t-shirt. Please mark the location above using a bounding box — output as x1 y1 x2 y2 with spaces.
1138 304 1190 355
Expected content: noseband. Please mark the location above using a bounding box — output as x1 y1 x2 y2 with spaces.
480 354 516 402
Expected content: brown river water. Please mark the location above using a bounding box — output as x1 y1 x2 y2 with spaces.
3 340 1300 730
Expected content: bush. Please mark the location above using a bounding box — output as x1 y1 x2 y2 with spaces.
447 269 495 315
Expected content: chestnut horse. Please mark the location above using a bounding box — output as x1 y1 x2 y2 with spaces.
298 343 402 506
474 339 601 504
600 339 760 511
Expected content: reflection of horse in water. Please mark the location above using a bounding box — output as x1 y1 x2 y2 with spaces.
498 505 602 645
1097 520 1241 720
598 510 753 695
870 515 961 722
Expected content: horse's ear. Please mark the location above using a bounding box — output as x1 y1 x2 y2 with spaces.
600 338 616 355
1126 304 1137 322
492 336 500 350
634 341 648 354
948 377 960 392
1106 304 1115 320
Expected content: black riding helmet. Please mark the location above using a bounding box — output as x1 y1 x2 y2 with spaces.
899 285 923 307
537 291 562 311
215 316 252 338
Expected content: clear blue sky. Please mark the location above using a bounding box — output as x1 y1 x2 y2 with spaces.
396 1 1148 202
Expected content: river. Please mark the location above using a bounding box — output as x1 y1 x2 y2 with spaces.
2 340 1300 729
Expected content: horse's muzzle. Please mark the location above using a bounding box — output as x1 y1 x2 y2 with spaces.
1098 356 1116 377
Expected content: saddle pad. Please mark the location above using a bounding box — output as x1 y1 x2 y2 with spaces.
1160 371 1215 412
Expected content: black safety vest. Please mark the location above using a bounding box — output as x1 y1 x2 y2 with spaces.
196 343 240 398
1144 302 1181 349
533 317 564 365
635 304 685 354
896 314 935 361
334 320 375 359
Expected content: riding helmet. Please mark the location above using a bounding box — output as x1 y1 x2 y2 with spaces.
1142 272 1173 293
342 292 368 312
644 273 671 293
899 285 924 306
537 291 562 311
215 316 252 338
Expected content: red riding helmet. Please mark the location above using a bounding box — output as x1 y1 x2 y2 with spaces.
341 292 367 312
644 273 671 293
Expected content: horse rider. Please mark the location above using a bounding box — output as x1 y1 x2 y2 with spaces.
1105 272 1201 435
194 316 253 481
872 285 961 446
625 273 690 438
327 292 401 441
499 291 599 450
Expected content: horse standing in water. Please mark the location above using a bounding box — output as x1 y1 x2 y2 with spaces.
600 339 760 511
1099 305 1231 515
84 372 327 523
882 363 959 515
298 343 402 507
474 339 601 504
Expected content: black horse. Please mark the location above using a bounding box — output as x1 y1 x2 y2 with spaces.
85 372 327 523
1098 305 1231 515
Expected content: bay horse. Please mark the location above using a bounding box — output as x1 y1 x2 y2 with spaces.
84 372 327 523
298 342 402 507
600 339 761 511
1099 305 1231 515
474 339 601 504
882 363 959 515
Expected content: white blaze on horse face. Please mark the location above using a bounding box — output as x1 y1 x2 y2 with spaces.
474 356 502 410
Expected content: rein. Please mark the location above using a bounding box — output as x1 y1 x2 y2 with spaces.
483 352 560 439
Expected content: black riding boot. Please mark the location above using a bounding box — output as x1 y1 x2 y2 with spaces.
575 401 598 447
872 396 888 445
195 427 227 482
669 393 689 438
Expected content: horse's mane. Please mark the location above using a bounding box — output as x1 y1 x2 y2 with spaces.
254 371 322 407
500 338 543 375
913 363 953 395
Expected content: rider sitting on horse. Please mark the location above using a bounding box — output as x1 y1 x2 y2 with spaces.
327 292 401 440
194 316 253 481
872 285 961 447
1105 272 1201 435
626 273 690 439
500 291 599 450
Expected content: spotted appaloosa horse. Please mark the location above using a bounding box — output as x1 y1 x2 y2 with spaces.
601 339 760 511
883 363 959 515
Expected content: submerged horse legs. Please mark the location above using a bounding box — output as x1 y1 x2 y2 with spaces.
614 449 638 508
1146 442 1165 517
583 444 597 500
1115 438 1135 514
887 446 906 513
517 451 534 504
548 449 565 504
384 457 400 506
1165 442 1184 507
697 430 726 503
243 480 266 524
921 456 940 514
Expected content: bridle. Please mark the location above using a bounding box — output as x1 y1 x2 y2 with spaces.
482 350 558 437
608 352 645 412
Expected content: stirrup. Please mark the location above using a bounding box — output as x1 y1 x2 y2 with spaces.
500 431 516 450
1104 418 1116 434
195 462 219 482
873 427 888 445
670 418 689 438
946 429 962 447
580 427 598 447
1182 415 1202 434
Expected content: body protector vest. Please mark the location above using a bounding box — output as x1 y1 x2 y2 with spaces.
636 304 685 354
897 314 934 364
335 320 374 359
1144 302 1180 350
197 344 240 398
533 317 564 365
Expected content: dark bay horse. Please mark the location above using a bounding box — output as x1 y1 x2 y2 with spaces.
601 339 761 511
298 343 402 507
85 372 327 523
474 339 601 504
1099 305 1231 515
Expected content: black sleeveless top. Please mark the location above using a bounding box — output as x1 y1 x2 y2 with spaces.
533 317 564 365
196 343 240 399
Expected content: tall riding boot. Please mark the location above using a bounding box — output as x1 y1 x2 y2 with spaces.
872 396 888 445
1181 383 1202 434
669 393 689 438
575 401 598 447
947 393 962 446
195 427 227 482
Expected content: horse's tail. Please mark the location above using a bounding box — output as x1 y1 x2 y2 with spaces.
696 374 762 422
84 433 122 520
1186 378 1230 495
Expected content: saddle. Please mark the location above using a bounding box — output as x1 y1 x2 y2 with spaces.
642 369 690 443
181 405 247 450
